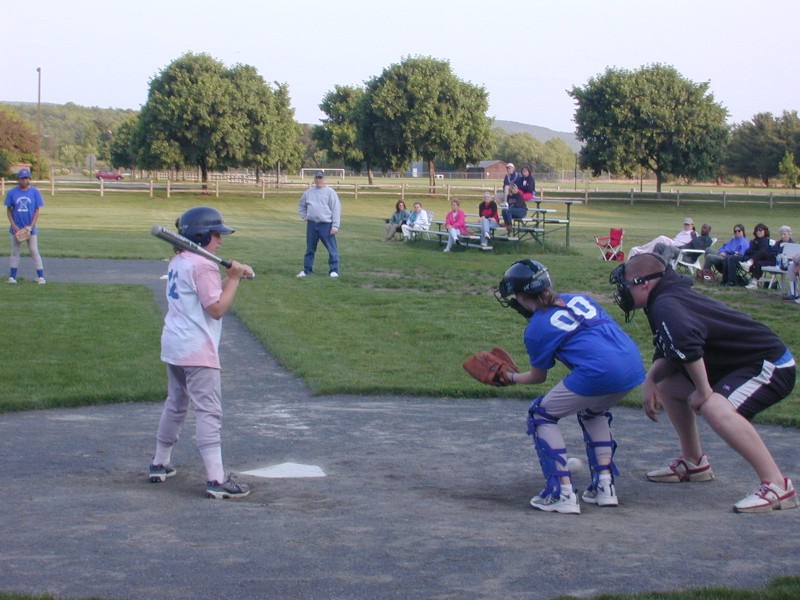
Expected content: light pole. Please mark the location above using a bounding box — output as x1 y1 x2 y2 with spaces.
36 67 42 179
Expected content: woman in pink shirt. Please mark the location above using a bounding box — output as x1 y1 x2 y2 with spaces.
444 198 468 253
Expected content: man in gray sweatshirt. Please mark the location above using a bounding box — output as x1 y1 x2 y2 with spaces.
297 171 342 278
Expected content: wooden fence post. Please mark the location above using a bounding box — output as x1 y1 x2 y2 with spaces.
261 181 266 199
51 177 55 196
167 179 171 199
149 180 154 198
354 184 358 200
100 178 104 198
584 189 589 205
215 181 219 198
676 190 680 206
770 193 774 209
630 188 634 205
401 183 405 200
447 185 451 202
723 191 727 208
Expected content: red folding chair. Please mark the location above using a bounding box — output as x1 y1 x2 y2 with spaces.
595 228 625 261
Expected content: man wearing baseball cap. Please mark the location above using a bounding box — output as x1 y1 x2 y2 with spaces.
5 168 46 284
628 217 697 259
296 171 341 278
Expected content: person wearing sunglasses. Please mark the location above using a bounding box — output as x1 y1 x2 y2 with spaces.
721 223 770 286
702 224 749 276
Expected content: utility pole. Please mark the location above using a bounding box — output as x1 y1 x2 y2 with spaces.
36 67 42 179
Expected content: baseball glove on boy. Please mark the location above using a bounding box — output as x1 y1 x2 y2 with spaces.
14 227 31 242
462 347 520 386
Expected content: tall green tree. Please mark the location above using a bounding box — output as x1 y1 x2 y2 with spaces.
108 116 138 171
230 66 303 180
570 64 729 192
364 56 493 189
778 151 800 189
726 113 784 186
313 86 366 174
134 53 249 184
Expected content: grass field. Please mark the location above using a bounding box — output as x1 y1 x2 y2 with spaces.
2 191 799 598
1 190 799 426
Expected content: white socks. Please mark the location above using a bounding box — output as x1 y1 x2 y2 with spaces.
200 446 225 484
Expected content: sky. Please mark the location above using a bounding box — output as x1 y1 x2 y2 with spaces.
1 0 796 133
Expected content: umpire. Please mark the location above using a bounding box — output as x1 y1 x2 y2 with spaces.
615 253 798 513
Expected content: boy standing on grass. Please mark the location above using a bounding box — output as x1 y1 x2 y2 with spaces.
611 253 799 513
148 206 255 499
5 168 46 284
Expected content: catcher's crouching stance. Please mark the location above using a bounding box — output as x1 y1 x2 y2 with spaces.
488 260 645 514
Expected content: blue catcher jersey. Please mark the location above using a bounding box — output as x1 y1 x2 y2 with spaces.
524 294 645 396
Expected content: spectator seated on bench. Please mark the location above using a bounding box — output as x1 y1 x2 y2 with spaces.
384 200 410 241
501 184 527 231
477 191 500 250
443 198 468 253
401 202 431 240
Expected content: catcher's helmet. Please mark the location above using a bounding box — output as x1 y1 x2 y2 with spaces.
177 206 234 247
494 259 551 319
497 259 551 298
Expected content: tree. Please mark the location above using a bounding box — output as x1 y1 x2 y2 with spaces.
364 56 493 190
778 151 800 189
570 64 729 192
230 66 302 180
313 86 366 173
134 53 249 185
108 116 138 171
0 106 39 175
726 113 783 186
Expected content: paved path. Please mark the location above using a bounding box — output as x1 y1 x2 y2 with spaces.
1 259 799 600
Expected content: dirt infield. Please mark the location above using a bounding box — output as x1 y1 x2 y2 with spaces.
1 259 798 600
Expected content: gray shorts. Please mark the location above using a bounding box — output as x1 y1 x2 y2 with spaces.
540 381 634 419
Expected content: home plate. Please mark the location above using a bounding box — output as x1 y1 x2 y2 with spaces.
241 462 326 479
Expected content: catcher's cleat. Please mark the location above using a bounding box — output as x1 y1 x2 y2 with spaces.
6 277 16 284
582 479 618 507
647 454 714 483
36 277 46 285
206 475 251 500
733 478 800 513
148 463 176 483
530 490 580 514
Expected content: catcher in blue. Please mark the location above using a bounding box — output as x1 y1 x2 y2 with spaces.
611 253 799 513
495 259 645 514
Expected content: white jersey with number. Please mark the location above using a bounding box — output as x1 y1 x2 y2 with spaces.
160 252 223 369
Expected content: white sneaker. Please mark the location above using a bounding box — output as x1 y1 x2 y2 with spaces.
733 478 800 513
329 272 339 278
530 490 581 514
582 480 619 507
442 247 450 253
296 271 307 278
36 277 46 285
6 277 16 284
647 454 714 483
745 281 759 290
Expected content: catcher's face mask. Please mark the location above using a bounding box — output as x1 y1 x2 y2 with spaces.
494 290 534 320
609 263 664 322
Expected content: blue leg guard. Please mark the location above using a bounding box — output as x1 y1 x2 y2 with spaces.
577 409 619 492
527 396 571 500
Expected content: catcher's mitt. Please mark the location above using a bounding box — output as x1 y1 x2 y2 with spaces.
463 347 520 386
14 227 31 242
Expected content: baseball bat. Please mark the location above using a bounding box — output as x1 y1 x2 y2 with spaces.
150 224 232 268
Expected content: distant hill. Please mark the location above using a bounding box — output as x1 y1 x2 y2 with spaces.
493 120 581 152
